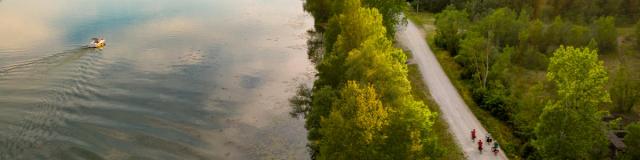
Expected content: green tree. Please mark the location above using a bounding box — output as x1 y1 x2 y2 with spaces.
623 123 640 159
382 97 436 159
513 83 547 139
587 38 599 51
619 0 640 22
305 0 405 37
344 33 410 103
306 86 337 157
544 17 570 53
600 0 623 18
610 63 639 112
542 0 609 22
307 0 437 158
461 0 525 19
317 16 437 159
534 46 610 159
342 29 438 159
489 47 513 84
362 0 406 37
303 0 334 25
316 0 387 87
591 16 617 53
411 0 450 12
434 6 469 55
455 32 495 89
516 19 549 69
319 81 389 160
566 25 592 47
309 0 385 155
519 19 545 52
473 7 525 47
483 47 514 120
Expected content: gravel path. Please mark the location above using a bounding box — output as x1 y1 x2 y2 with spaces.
396 20 509 160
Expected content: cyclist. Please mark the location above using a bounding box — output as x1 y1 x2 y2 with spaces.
478 139 483 153
471 129 476 141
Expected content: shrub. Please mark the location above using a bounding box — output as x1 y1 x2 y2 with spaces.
591 16 617 53
434 6 469 56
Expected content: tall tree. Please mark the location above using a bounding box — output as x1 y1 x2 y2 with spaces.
303 0 334 25
434 6 470 55
382 96 436 159
473 7 525 47
534 46 610 159
319 81 436 159
307 0 437 158
461 0 518 19
483 47 514 120
316 0 386 87
319 81 389 160
513 83 547 139
519 19 545 52
340 11 437 159
544 17 570 53
455 32 496 89
343 30 438 159
591 16 617 53
306 86 337 158
362 0 406 37
309 0 386 154
566 25 592 47
610 62 639 112
344 33 410 103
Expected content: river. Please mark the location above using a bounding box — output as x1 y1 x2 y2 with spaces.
0 0 314 159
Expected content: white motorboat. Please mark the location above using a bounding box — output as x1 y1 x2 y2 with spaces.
88 38 106 48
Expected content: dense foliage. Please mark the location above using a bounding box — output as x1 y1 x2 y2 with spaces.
300 0 437 159
410 0 640 23
610 63 640 112
423 0 640 159
433 6 469 55
318 82 389 159
472 8 525 47
623 123 640 159
302 0 640 159
534 46 610 159
362 0 406 37
591 16 618 52
431 5 622 123
303 0 405 36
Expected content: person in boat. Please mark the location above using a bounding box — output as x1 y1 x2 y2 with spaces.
89 38 106 48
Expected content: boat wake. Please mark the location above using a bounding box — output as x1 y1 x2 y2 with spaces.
0 47 106 159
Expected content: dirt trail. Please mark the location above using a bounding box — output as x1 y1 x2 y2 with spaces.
396 20 509 160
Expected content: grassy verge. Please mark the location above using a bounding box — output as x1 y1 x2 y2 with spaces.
407 64 465 160
406 11 524 159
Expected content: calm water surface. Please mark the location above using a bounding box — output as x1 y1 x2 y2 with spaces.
0 0 314 159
